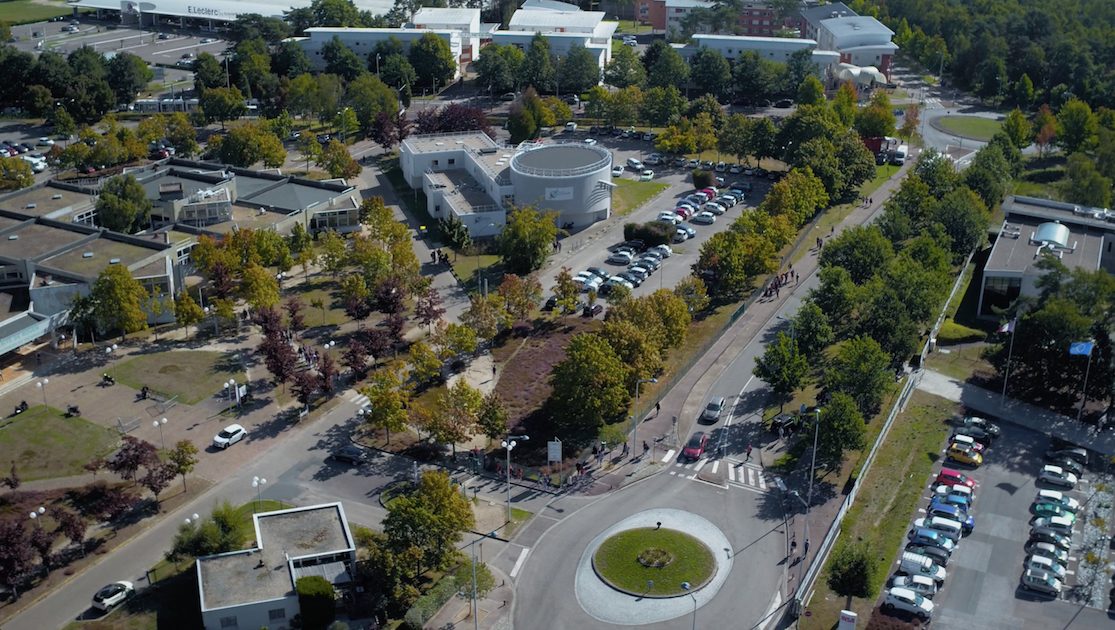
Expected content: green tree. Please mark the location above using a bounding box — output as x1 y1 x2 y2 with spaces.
475 44 522 95
791 302 834 359
831 81 857 127
1013 73 1035 109
933 187 990 261
599 319 661 392
434 380 484 454
0 157 33 191
316 138 362 178
461 292 511 340
1002 108 1032 149
647 44 689 90
332 106 359 141
1057 98 1098 154
497 205 558 274
854 91 896 138
476 392 509 440
548 333 631 445
673 276 710 313
91 264 149 338
689 47 731 99
1062 153 1113 208
827 540 875 598
384 470 474 574
167 440 199 492
409 32 456 90
559 45 601 94
604 44 646 89
165 112 199 157
296 576 336 629
809 267 859 338
192 53 226 94
507 104 537 143
695 231 776 298
214 121 286 168
825 336 892 416
96 174 151 233
407 341 442 386
240 262 280 309
359 368 410 444
106 52 153 105
175 290 205 336
753 332 809 410
818 225 894 285
521 33 556 93
816 392 866 468
454 557 496 599
322 35 364 81
200 86 247 129
553 267 580 314
796 75 825 106
431 321 478 359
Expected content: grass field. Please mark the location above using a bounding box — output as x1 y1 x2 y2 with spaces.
937 116 1003 141
0 405 118 481
449 252 502 291
612 179 669 217
593 527 715 596
288 278 350 328
112 350 246 405
0 1 79 24
800 391 955 629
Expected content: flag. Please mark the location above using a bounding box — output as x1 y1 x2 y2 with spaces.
997 319 1015 334
1069 341 1095 356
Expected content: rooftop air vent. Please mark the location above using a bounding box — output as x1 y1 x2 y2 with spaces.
1034 221 1070 249
7 234 17 240
109 258 120 264
82 252 93 258
25 203 36 209
456 140 464 145
435 142 445 146
52 194 63 200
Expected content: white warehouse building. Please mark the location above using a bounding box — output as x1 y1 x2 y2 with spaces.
686 33 841 68
66 0 394 26
400 132 614 238
491 8 618 78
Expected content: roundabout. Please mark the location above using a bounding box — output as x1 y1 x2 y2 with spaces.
574 508 734 626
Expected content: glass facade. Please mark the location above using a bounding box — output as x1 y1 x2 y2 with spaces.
980 275 1021 316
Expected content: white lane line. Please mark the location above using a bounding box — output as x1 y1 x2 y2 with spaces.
660 449 676 462
693 459 709 473
669 471 677 476
747 468 756 486
711 460 720 474
727 466 736 483
757 473 766 490
509 547 530 578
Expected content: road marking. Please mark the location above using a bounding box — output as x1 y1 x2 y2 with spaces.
509 547 530 578
710 460 720 474
669 471 678 476
693 459 709 473
727 466 735 483
917 508 926 513
746 468 755 485
757 472 766 490
660 448 676 462
1065 570 1075 575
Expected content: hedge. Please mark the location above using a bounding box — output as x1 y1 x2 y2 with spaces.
402 575 458 629
936 321 986 344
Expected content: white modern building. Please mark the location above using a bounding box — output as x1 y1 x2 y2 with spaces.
492 8 618 76
411 8 481 65
295 27 464 80
665 0 712 36
519 0 582 11
814 15 897 76
687 33 841 68
66 0 394 27
197 503 357 630
400 132 614 237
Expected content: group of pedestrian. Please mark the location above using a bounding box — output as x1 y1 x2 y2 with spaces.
763 269 795 299
298 345 320 368
430 249 448 265
552 239 563 252
860 196 875 207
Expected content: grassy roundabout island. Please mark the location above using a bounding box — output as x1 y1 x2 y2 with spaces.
592 527 716 597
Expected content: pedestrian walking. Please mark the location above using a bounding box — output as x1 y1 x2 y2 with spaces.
430 251 436 263
622 442 629 456
655 401 661 415
746 443 753 460
492 364 497 379
643 440 650 454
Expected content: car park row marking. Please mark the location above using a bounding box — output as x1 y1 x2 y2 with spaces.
660 449 676 462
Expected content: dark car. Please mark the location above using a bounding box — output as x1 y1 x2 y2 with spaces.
1045 446 1087 465
773 99 793 108
582 303 603 317
681 431 709 461
1049 456 1083 476
329 445 368 465
543 295 558 311
952 427 994 446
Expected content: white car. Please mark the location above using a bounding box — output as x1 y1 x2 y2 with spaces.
606 250 634 265
1025 554 1068 580
888 574 937 598
882 587 934 620
584 138 597 145
640 169 654 181
650 244 672 258
702 202 726 215
1037 489 1080 512
36 137 54 147
92 581 134 611
728 164 742 174
656 212 681 225
1030 515 1074 535
1024 541 1069 565
1021 568 1062 596
1039 465 1078 488
635 256 661 271
213 423 247 449
612 165 623 177
691 211 716 225
674 228 690 242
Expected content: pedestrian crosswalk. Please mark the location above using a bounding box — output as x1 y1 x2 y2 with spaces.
665 458 773 493
923 97 942 109
348 392 369 410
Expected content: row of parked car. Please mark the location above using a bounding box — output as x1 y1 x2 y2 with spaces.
884 417 1002 622
586 242 673 294
1021 444 1089 597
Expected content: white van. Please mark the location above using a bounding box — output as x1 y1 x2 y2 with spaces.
914 516 963 542
627 157 643 171
900 551 947 584
894 144 909 165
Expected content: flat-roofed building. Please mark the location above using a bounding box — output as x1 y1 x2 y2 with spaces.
197 503 356 630
66 0 394 28
494 8 618 75
294 27 464 80
814 15 897 76
979 196 1115 318
412 8 481 64
686 34 840 68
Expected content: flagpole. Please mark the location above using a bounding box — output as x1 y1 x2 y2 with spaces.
1000 320 1017 405
1077 346 1094 422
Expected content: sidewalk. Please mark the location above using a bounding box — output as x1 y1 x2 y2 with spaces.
917 369 1115 456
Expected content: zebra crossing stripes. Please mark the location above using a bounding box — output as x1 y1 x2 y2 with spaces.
348 392 370 409
666 459 772 492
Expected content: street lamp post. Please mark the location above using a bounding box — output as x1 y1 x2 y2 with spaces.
153 417 168 449
252 476 267 512
36 379 49 406
226 379 237 406
681 582 697 630
29 505 45 526
106 343 119 378
500 435 529 523
632 378 658 456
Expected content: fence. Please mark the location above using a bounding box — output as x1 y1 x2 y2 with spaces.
790 248 977 616
116 416 141 434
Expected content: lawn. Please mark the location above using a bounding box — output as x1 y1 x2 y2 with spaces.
612 179 669 217
592 527 715 597
380 156 436 237
0 0 81 24
448 251 503 291
800 391 955 629
112 350 246 405
925 343 996 383
613 19 648 34
287 278 350 328
936 115 1003 142
0 405 118 481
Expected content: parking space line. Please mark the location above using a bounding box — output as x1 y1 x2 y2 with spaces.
710 460 719 474
757 473 766 490
660 448 676 462
693 459 709 473
509 546 530 578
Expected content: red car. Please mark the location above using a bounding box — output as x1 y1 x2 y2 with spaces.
937 467 976 488
681 431 709 462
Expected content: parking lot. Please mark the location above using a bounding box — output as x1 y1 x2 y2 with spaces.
539 128 772 301
8 18 227 65
893 415 1113 629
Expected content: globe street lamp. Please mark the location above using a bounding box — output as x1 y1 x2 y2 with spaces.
632 378 657 457
252 476 267 512
36 378 49 406
153 417 168 449
105 343 119 379
29 505 45 526
226 379 237 406
500 435 529 523
681 581 697 630
184 512 200 526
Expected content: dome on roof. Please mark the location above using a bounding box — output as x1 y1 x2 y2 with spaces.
1034 221 1070 248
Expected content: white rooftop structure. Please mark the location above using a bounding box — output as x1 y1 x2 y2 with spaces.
688 34 840 68
508 8 615 38
411 8 481 63
66 0 393 23
520 0 582 11
295 27 464 78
